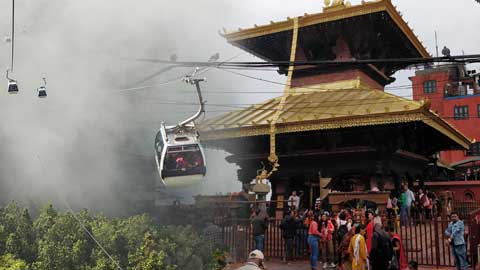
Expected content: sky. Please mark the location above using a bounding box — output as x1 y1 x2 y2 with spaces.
0 0 479 216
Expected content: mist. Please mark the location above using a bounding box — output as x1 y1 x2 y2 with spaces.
0 0 256 216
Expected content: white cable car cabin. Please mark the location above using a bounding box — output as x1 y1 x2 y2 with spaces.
155 123 206 188
154 72 207 188
6 70 18 94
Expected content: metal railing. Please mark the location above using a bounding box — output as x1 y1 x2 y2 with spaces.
218 203 480 268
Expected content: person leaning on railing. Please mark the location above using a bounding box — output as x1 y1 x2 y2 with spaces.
444 212 468 270
251 209 268 253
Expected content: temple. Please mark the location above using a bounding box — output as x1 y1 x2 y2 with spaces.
198 0 471 214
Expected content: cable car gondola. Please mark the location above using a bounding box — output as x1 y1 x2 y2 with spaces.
155 70 207 188
6 69 18 94
37 78 47 98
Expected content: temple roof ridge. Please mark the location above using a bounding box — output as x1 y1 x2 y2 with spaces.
220 0 429 58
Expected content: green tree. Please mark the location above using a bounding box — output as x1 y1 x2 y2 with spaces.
128 232 171 270
0 202 36 264
90 215 128 270
32 212 92 270
0 202 221 270
118 214 155 252
33 204 57 239
0 224 6 255
0 254 28 270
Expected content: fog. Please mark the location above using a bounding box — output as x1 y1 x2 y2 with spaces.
0 0 253 215
0 0 478 216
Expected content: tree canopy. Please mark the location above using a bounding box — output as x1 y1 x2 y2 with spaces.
0 202 224 270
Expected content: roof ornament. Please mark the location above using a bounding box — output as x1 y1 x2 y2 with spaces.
324 0 351 11
442 46 451 57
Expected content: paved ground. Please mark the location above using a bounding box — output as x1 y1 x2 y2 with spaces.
260 259 463 270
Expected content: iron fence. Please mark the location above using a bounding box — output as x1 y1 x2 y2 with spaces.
217 208 480 268
390 217 470 267
453 200 480 219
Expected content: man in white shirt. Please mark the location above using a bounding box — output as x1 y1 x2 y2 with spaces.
404 185 415 219
288 191 300 211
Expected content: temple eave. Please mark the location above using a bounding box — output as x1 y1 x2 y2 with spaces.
222 0 429 58
199 110 472 150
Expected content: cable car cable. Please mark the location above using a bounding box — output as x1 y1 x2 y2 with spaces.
36 155 124 270
6 0 19 93
133 53 480 68
10 0 15 72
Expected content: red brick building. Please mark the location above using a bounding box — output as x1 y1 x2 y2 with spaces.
411 64 480 180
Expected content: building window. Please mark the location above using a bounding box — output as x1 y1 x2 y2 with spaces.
454 105 469 120
423 80 437 93
478 104 480 118
467 142 480 156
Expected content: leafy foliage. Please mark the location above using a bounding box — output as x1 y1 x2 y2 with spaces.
0 202 36 264
0 254 28 270
0 202 223 270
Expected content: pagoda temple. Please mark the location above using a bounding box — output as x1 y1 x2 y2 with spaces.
198 0 471 213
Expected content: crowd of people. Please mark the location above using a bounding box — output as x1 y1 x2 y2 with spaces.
243 187 467 270
386 184 441 227
247 207 421 270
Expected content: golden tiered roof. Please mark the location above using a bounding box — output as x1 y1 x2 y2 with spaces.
198 88 471 148
221 0 430 59
198 0 471 152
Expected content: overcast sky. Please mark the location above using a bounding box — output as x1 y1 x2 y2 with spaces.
0 0 478 214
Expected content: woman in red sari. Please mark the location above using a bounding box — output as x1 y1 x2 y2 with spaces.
387 227 407 270
365 210 375 254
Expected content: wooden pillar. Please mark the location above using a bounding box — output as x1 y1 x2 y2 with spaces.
275 180 287 219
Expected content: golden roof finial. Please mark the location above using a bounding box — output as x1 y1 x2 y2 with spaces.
332 0 345 6
324 0 347 12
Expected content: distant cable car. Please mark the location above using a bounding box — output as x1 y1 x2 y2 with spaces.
155 69 207 188
37 78 47 98
6 69 18 94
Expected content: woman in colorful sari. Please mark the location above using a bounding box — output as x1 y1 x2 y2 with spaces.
348 224 368 270
365 210 375 254
387 226 407 270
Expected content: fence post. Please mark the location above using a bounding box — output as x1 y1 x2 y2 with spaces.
233 220 238 263
434 218 441 268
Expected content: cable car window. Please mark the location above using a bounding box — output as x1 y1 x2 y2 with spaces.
163 147 204 171
167 146 182 152
185 150 204 168
183 145 200 151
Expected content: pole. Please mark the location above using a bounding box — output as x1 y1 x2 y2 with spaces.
11 0 15 72
435 31 439 59
178 77 205 127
